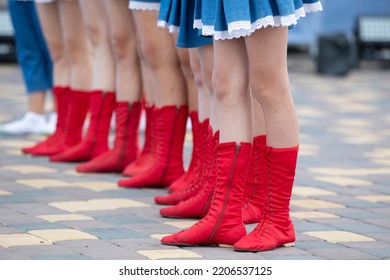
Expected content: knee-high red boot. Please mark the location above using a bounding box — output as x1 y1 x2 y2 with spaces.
22 86 71 155
153 117 209 205
161 142 252 246
159 129 219 218
242 135 267 224
76 101 141 173
50 91 116 162
118 105 188 188
166 111 201 193
122 104 155 177
234 146 298 252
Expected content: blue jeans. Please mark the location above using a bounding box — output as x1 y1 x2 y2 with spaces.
8 0 53 94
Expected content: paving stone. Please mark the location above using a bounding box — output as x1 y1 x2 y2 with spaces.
84 228 148 240
306 248 377 260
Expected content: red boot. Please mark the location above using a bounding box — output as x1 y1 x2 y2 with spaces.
161 142 252 246
242 135 267 224
167 111 201 193
234 146 299 252
50 91 115 162
118 105 188 188
122 104 156 177
22 86 71 155
154 117 209 205
159 129 219 218
76 101 141 173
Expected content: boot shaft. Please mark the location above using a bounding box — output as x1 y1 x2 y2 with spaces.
207 142 252 241
63 88 91 146
52 86 71 132
85 91 116 143
263 146 299 219
113 101 141 153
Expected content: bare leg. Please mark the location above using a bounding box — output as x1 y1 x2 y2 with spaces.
245 27 298 148
26 92 46 114
189 49 208 121
79 0 115 91
59 0 92 91
132 10 186 107
198 44 218 131
103 0 141 102
36 2 69 87
213 38 252 143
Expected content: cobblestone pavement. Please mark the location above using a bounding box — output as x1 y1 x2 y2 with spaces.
0 54 389 260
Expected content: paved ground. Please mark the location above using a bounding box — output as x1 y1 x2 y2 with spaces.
0 53 389 260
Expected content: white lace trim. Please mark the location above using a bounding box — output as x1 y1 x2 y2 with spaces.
157 20 180 33
198 2 322 40
129 2 161 11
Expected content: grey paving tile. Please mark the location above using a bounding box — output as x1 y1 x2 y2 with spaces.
306 248 378 260
84 228 148 240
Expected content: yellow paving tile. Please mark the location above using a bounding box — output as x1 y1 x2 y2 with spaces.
303 231 375 243
49 198 149 212
16 179 72 189
356 195 390 203
298 143 319 156
364 148 390 158
0 140 35 148
370 159 390 166
291 199 345 209
342 135 382 145
4 149 23 156
308 167 390 176
150 234 169 240
296 107 327 118
71 181 118 192
137 249 202 260
328 127 368 135
314 176 373 186
28 229 98 242
0 233 52 248
335 119 373 127
336 103 376 113
293 186 337 197
164 220 197 229
0 190 11 196
63 170 83 177
291 211 339 219
3 165 57 174
37 214 94 223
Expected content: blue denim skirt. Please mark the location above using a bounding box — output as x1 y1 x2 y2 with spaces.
194 0 323 40
158 0 213 48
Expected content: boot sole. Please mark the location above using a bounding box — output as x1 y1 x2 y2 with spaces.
234 242 295 252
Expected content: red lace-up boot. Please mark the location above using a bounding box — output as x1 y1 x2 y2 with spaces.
76 101 141 173
154 117 209 205
159 129 219 218
242 135 267 224
161 142 252 246
122 104 155 177
22 86 71 155
234 146 298 252
118 105 188 188
167 111 201 193
50 91 115 162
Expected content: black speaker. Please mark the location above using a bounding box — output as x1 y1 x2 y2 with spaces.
316 33 354 76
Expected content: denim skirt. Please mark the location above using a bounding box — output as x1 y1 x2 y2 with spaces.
194 0 322 40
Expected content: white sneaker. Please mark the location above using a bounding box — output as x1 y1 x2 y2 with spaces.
0 112 54 135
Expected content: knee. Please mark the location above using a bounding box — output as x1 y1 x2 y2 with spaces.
250 75 290 105
140 39 163 69
83 21 107 48
110 31 137 61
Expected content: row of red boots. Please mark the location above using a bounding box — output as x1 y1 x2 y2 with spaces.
22 86 298 252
